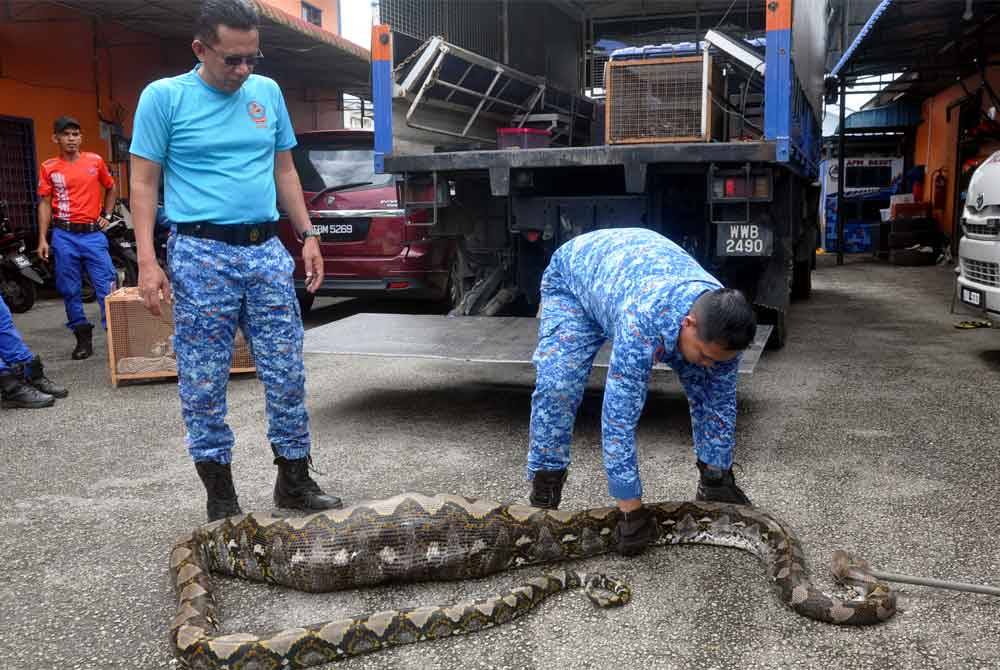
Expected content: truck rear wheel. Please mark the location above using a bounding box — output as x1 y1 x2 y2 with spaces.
791 257 812 300
756 305 787 350
297 291 314 317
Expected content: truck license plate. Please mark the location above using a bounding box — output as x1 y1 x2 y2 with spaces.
960 286 984 308
717 222 773 257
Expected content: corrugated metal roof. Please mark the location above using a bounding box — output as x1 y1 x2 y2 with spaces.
831 0 1000 103
841 100 922 131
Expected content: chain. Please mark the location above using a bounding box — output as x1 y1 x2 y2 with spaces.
392 35 440 76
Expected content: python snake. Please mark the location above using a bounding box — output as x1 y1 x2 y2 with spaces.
169 493 897 669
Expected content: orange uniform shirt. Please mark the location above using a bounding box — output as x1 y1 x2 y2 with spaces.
37 152 115 223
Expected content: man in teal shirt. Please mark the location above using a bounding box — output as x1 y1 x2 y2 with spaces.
129 0 340 521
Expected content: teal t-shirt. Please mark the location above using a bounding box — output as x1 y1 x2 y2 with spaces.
130 66 297 225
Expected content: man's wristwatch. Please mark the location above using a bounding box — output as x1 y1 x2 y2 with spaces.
299 227 321 243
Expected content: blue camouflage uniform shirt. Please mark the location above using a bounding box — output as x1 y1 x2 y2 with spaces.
538 228 741 499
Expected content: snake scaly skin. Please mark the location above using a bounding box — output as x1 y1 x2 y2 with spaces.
169 493 897 668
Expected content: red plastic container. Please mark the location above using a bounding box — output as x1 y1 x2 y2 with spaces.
497 127 551 149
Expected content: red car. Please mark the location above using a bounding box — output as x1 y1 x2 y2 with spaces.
278 130 458 314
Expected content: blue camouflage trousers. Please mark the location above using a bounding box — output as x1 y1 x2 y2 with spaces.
527 280 633 492
51 228 117 329
0 297 33 374
169 234 310 464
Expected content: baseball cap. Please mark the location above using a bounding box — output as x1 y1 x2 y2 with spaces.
53 116 81 133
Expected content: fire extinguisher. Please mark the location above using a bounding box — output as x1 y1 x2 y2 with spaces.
932 168 947 210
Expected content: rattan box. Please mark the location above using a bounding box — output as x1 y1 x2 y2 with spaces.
105 287 255 387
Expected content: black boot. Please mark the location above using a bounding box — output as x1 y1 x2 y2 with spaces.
695 460 752 505
614 506 658 556
529 468 568 509
17 356 68 398
194 461 244 522
71 324 94 360
273 451 343 511
0 369 54 409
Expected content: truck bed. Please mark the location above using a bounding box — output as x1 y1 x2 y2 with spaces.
384 140 777 173
303 314 772 375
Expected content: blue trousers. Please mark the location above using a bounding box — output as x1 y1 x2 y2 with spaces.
169 234 310 464
51 228 117 329
527 286 608 479
0 298 33 374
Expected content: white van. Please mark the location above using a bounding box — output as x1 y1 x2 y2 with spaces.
957 152 1000 319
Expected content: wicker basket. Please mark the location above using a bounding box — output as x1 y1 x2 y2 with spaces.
105 287 255 387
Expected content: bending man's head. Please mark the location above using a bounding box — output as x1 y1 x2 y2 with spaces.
677 288 757 368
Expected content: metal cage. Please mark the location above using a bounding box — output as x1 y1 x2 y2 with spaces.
605 54 721 144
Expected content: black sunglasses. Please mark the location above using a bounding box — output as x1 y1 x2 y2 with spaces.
205 44 264 67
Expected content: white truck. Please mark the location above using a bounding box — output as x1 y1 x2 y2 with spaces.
956 152 1000 321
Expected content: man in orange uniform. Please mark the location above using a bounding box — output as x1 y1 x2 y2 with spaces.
36 116 118 360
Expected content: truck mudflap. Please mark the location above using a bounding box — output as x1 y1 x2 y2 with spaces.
303 314 773 375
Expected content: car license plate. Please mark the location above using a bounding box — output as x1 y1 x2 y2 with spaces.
960 286 984 308
313 218 369 242
717 222 773 256
13 254 30 268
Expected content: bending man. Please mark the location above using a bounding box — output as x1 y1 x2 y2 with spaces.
526 228 757 556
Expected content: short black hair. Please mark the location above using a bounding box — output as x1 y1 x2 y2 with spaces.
691 288 757 351
195 0 259 45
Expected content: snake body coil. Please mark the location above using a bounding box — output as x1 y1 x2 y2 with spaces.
169 494 896 668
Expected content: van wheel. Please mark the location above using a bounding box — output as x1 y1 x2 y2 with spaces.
297 291 314 316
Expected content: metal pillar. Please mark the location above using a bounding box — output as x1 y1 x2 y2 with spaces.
836 4 848 266
837 77 846 266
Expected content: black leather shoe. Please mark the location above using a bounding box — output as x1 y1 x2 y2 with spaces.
273 452 343 511
0 370 54 409
614 506 658 556
194 460 244 522
529 468 568 509
71 324 94 360
18 356 68 398
695 460 752 505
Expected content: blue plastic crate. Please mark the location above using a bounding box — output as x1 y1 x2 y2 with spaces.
825 222 874 253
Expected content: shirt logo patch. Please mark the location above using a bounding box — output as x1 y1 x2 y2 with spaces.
87 166 98 176
247 101 268 128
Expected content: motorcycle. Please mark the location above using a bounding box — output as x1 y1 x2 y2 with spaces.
0 200 45 313
103 212 139 289
77 202 142 302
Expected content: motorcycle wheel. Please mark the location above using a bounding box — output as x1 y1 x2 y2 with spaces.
113 255 139 288
1 273 36 313
81 273 97 303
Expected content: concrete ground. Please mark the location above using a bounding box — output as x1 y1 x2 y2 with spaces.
2 254 999 670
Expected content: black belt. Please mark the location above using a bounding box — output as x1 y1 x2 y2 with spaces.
176 221 278 246
53 219 100 233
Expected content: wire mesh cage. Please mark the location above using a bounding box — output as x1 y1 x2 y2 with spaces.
606 55 719 144
105 287 255 387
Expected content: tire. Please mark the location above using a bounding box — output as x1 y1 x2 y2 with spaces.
791 257 812 301
1 273 36 313
767 309 787 350
756 305 787 350
445 250 472 311
297 291 315 316
112 255 139 289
